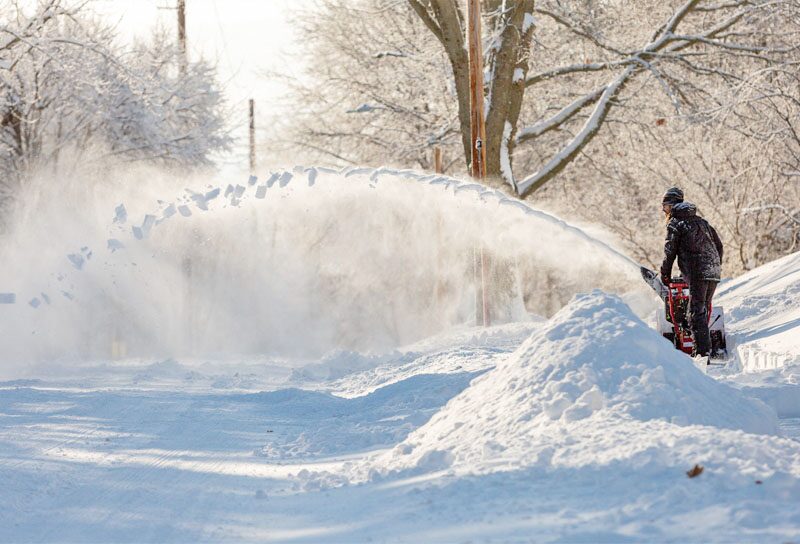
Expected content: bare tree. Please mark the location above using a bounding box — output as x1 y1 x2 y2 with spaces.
0 1 230 216
409 0 535 189
407 0 799 196
272 1 465 173
281 0 799 274
549 57 800 275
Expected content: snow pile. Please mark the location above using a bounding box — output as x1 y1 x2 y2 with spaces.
713 250 800 416
291 321 543 396
289 350 405 382
376 291 782 476
717 250 800 372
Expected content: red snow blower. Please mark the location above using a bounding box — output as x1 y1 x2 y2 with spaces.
641 268 728 360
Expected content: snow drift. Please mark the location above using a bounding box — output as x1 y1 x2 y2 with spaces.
717 250 800 372
2 268 800 542
715 250 800 418
376 291 782 476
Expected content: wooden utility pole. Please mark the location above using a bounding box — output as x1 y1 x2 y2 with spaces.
433 146 443 174
467 0 487 180
249 99 256 173
177 0 187 76
467 0 490 327
433 145 445 308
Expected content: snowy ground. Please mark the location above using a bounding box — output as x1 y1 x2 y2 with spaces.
0 324 538 543
2 262 800 542
713 251 800 422
1 168 799 542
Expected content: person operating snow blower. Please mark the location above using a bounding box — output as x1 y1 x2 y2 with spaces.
659 187 724 362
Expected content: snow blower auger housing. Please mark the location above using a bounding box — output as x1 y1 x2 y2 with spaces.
640 267 728 360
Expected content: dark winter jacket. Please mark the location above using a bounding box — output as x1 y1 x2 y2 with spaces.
660 202 724 282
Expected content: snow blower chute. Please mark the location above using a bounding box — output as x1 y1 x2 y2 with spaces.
640 267 727 359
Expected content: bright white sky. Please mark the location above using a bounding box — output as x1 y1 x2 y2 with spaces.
91 0 313 171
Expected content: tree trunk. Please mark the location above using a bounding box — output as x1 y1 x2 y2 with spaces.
425 0 472 169
483 0 535 189
410 0 534 187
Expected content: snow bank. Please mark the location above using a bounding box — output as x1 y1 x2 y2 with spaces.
291 321 543 395
717 251 800 373
709 250 800 417
290 350 405 382
376 291 780 476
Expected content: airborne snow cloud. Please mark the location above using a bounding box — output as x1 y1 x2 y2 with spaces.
0 166 647 375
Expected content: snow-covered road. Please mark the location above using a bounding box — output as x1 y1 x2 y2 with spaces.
2 294 800 543
0 326 526 543
1 169 799 542
3 375 797 542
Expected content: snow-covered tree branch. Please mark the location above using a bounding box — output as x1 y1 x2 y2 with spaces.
281 0 799 272
514 0 799 197
0 1 230 217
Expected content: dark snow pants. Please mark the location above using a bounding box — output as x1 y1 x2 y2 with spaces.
688 278 718 356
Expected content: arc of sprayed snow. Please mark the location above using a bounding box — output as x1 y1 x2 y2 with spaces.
20 166 641 312
21 174 258 310
49 186 216 307
344 167 375 178
318 165 641 273
495 198 640 271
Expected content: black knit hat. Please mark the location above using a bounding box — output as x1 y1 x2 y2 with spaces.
662 187 684 205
